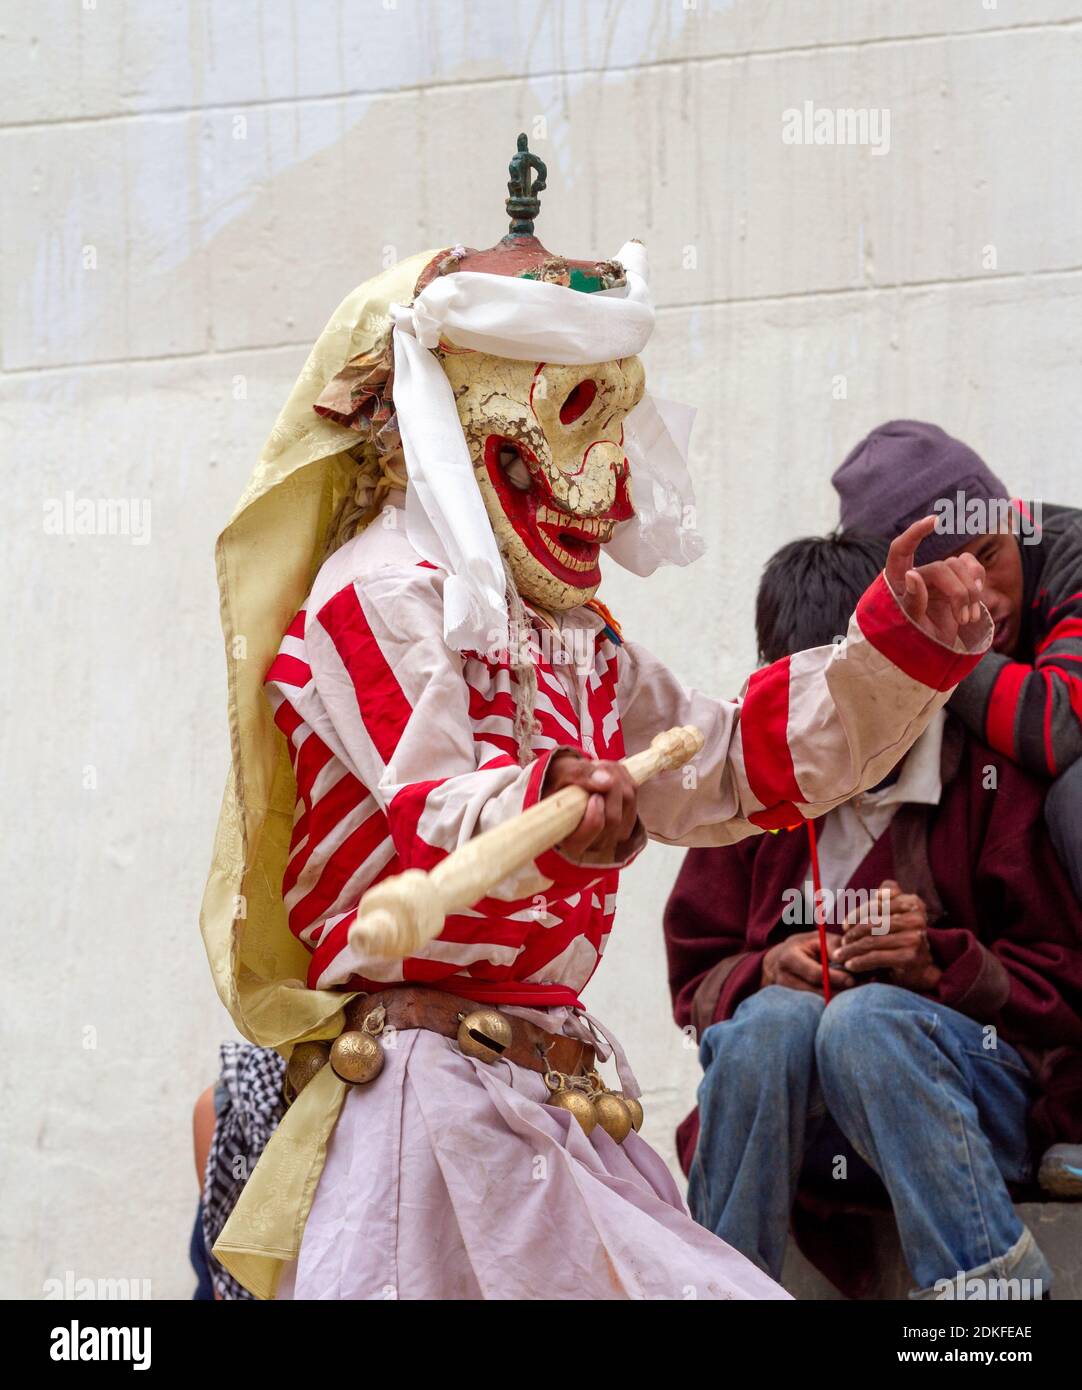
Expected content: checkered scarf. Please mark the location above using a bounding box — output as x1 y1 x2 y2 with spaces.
200 1042 286 1301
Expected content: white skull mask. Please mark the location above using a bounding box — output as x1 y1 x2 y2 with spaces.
438 347 646 610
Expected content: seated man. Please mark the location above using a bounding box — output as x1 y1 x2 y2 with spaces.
664 531 1082 1299
834 420 1082 1194
832 420 1082 899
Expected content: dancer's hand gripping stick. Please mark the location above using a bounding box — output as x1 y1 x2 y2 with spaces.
348 725 704 964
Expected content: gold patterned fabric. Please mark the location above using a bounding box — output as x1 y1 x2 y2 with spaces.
200 251 438 1299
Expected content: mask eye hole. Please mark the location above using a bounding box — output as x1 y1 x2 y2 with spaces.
559 379 597 425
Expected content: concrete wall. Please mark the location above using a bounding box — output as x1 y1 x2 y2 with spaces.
3 1 1080 1299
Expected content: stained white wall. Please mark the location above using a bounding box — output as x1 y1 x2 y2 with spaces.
3 0 1081 1299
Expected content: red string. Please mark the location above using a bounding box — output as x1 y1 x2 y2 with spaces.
806 819 832 1003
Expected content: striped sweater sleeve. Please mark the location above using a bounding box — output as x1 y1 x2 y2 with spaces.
949 524 1082 777
621 571 992 848
302 564 620 904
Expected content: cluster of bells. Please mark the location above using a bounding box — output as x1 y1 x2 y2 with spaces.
282 1005 644 1144
544 1069 643 1144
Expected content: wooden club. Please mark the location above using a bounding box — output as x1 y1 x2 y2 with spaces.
347 724 704 963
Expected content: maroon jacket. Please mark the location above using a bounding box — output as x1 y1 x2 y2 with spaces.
665 718 1082 1176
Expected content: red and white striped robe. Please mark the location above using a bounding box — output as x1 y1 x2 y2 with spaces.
265 498 988 1008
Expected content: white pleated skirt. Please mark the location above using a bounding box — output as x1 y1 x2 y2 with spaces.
281 1025 788 1301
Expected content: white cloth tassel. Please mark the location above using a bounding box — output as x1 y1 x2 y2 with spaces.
391 322 509 651
608 394 706 575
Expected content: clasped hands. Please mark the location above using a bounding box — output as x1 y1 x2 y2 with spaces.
762 879 942 995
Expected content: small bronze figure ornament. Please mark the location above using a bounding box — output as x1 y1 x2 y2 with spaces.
456 1008 514 1062
505 132 547 236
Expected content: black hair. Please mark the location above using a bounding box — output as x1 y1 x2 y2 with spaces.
755 531 890 664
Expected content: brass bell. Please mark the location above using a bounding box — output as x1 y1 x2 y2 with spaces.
330 1029 385 1085
284 1041 330 1102
593 1091 633 1144
548 1088 598 1136
623 1096 644 1133
457 1009 514 1064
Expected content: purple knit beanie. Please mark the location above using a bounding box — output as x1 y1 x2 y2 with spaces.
832 420 1009 564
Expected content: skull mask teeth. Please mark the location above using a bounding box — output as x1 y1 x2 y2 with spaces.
438 347 646 611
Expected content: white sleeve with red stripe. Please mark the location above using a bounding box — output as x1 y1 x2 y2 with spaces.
301 564 609 904
621 572 992 848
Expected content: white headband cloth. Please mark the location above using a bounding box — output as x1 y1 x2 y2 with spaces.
389 239 704 652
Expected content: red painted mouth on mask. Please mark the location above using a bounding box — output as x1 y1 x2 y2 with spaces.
483 435 633 591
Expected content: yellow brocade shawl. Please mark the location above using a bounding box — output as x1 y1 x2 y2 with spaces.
201 251 439 1299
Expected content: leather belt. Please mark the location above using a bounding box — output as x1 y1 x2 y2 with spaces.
344 985 595 1077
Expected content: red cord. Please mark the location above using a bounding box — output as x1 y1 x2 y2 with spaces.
806 819 832 1003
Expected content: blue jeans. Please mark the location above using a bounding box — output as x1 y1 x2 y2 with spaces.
689 984 1053 1297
